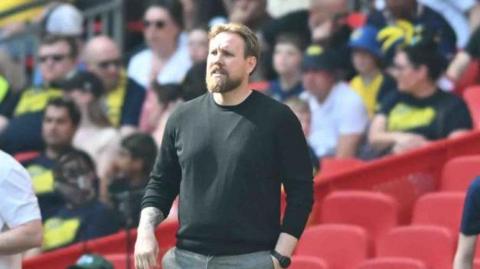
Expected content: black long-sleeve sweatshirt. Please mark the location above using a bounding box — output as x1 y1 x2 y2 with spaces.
142 91 313 255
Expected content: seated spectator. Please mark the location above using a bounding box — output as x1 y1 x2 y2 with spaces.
368 39 472 156
368 0 457 59
284 97 320 175
127 0 191 88
187 26 209 64
83 36 146 135
42 149 120 251
0 35 78 154
105 133 157 227
68 253 114 269
266 33 305 102
301 45 368 159
22 98 80 220
349 25 396 118
61 71 120 179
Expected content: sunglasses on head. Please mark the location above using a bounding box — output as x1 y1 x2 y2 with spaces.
38 54 70 63
97 59 122 69
143 19 166 29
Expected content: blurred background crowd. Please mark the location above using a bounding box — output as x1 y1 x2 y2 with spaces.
1 0 480 260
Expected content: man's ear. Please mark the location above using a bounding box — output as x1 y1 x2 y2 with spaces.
246 56 257 75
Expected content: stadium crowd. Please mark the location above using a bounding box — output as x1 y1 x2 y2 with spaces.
0 0 480 265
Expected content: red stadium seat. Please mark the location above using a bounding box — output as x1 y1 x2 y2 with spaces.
464 85 480 129
321 190 399 253
377 225 455 269
103 254 135 269
356 257 427 269
320 158 365 177
474 259 480 269
440 155 480 191
412 192 466 238
290 256 329 269
296 224 369 269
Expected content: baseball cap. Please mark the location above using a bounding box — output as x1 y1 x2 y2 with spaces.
302 45 339 72
68 254 113 269
349 25 382 58
59 70 105 97
45 4 84 36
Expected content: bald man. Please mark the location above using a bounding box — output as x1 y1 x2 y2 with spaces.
83 36 145 135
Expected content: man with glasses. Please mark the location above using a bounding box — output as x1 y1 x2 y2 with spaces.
368 39 472 156
0 35 78 154
84 36 145 135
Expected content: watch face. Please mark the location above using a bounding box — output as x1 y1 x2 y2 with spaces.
280 257 291 267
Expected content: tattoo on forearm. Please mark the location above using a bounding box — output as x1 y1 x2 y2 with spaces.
139 207 165 230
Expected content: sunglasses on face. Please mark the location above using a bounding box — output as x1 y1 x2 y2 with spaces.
38 54 70 63
96 59 122 69
143 19 166 29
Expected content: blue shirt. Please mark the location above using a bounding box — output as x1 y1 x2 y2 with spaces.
461 178 480 235
266 80 304 102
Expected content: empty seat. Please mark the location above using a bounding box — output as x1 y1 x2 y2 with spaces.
290 256 329 269
463 85 480 129
321 191 399 248
377 225 455 269
440 155 480 191
356 257 427 269
412 192 466 237
296 224 369 269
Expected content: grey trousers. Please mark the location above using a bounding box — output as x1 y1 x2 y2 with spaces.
162 247 275 269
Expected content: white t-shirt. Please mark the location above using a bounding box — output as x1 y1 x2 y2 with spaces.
301 82 368 157
0 151 41 269
419 0 474 48
127 33 192 88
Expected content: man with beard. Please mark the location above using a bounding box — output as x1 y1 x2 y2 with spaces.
134 23 313 269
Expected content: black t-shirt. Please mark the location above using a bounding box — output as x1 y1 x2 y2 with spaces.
379 89 472 140
142 91 313 255
22 153 64 220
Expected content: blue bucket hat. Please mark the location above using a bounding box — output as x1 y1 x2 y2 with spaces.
349 25 382 59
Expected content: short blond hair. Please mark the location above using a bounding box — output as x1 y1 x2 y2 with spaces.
208 23 260 61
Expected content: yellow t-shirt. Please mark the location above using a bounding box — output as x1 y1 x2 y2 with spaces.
0 1 44 27
350 73 384 118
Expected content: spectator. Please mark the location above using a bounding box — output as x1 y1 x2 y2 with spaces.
68 253 114 269
368 39 472 156
284 97 320 175
61 71 120 179
301 44 368 159
106 133 157 227
127 0 192 88
0 35 78 154
22 98 80 220
225 0 271 32
150 83 184 145
0 150 42 269
349 25 396 118
266 33 305 102
83 35 146 135
308 0 355 79
187 26 209 64
42 149 120 251
368 0 457 59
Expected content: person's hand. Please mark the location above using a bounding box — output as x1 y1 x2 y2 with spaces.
271 255 283 269
392 133 428 154
134 231 159 269
311 19 333 43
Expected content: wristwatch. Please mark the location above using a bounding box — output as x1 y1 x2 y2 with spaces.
271 250 291 268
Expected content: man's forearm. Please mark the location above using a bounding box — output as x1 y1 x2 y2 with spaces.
0 220 42 255
137 207 165 234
